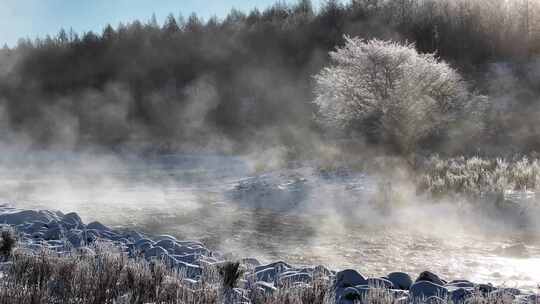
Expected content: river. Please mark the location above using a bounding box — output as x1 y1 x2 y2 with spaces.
1 152 539 290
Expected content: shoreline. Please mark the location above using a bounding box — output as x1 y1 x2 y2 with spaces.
0 204 539 303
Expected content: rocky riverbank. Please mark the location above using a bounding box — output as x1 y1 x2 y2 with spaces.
0 204 538 304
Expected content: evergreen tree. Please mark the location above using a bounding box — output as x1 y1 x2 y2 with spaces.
163 13 179 35
102 24 115 41
185 13 203 32
57 28 68 45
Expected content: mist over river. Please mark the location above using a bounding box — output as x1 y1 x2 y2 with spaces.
1 151 539 290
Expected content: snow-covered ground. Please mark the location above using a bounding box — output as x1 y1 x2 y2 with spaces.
0 151 539 291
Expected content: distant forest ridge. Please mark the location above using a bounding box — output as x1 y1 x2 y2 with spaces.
0 0 539 154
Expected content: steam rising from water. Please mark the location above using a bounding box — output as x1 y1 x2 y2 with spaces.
0 149 539 290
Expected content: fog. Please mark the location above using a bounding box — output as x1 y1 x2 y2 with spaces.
0 147 539 289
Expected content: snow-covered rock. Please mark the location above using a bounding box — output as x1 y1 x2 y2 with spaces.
410 281 449 300
61 212 84 229
278 272 312 287
388 272 413 290
0 210 60 225
86 221 111 231
0 204 537 304
367 277 394 289
334 269 368 289
416 271 446 286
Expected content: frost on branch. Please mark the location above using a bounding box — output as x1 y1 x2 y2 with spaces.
313 37 473 155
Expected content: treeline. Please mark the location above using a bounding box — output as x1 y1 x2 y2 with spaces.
0 0 539 154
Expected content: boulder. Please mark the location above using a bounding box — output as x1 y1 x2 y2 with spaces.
172 244 209 256
122 230 144 242
254 261 291 274
0 210 59 225
61 212 84 229
177 240 205 247
367 277 394 289
447 279 473 284
139 242 153 252
337 287 366 303
334 269 368 289
255 268 278 283
415 271 445 286
31 232 44 240
387 272 413 290
86 221 111 232
449 287 474 304
135 238 154 249
47 240 65 246
144 246 168 259
99 230 121 241
445 280 475 289
116 238 130 245
337 285 375 304
197 259 216 268
478 284 497 295
82 230 99 243
46 221 62 230
199 256 220 265
155 239 176 250
154 235 178 242
390 289 410 298
313 265 332 278
278 272 312 287
43 227 63 240
174 253 198 264
294 265 332 278
279 270 300 277
24 221 49 234
410 281 448 301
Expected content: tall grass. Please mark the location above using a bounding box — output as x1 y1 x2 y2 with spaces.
0 246 218 304
0 246 333 304
1 243 535 303
248 279 333 304
417 155 540 197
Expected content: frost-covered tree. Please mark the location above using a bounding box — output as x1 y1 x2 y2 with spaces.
313 37 471 156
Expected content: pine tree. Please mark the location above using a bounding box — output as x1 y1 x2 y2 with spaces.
148 13 159 29
185 13 203 32
57 28 68 45
294 0 314 16
163 13 179 35
102 24 115 41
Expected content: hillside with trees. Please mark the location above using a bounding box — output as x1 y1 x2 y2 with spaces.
1 0 539 155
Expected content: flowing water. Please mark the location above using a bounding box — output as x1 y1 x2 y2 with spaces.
1 152 539 290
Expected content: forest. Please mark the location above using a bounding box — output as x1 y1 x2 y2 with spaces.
0 0 539 156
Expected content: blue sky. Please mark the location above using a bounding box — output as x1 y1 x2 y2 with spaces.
0 0 330 47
